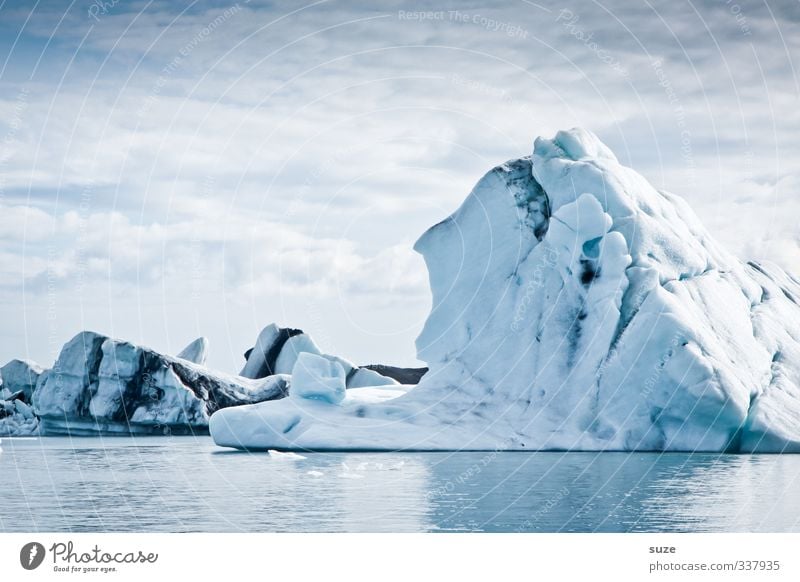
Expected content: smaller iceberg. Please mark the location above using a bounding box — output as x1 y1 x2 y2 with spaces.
291 352 347 405
0 360 43 436
33 331 288 435
241 323 400 389
0 389 39 436
1 359 44 403
1 322 421 437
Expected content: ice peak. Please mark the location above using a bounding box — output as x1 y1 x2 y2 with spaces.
533 127 618 163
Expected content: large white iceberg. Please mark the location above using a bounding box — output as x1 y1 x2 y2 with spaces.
211 128 800 453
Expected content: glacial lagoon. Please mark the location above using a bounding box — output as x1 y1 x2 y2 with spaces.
1 436 799 532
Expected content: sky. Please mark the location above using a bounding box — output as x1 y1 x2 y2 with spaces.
0 0 798 372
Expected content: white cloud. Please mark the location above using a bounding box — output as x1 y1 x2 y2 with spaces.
0 0 798 368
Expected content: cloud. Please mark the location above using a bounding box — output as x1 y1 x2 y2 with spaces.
701 174 800 275
0 0 798 368
0 200 429 301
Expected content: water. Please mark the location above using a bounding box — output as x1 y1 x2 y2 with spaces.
2 436 800 532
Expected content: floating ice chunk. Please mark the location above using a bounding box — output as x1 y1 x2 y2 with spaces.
340 462 364 479
0 399 39 436
240 324 282 378
290 352 346 405
267 450 307 460
240 324 405 390
240 324 310 379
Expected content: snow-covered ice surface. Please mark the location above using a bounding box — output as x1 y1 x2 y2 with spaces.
211 128 800 453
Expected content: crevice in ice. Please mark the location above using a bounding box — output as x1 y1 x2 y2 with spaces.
283 416 300 434
662 267 721 289
747 260 768 276
579 259 599 286
507 164 553 276
582 236 602 258
263 328 304 378
566 308 585 368
608 279 640 349
112 348 161 424
504 157 551 241
75 334 105 418
781 288 798 306
610 266 725 357
548 214 573 232
731 381 765 453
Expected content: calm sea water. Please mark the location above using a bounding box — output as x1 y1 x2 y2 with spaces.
1 436 799 532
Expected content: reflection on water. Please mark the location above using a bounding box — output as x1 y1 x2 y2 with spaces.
1 436 799 532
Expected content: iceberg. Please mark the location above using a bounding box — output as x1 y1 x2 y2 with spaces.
0 397 39 436
240 324 303 378
2 322 415 436
211 128 800 453
33 331 288 435
241 323 400 388
176 337 209 365
360 364 428 385
0 385 40 436
0 359 44 403
0 360 43 436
